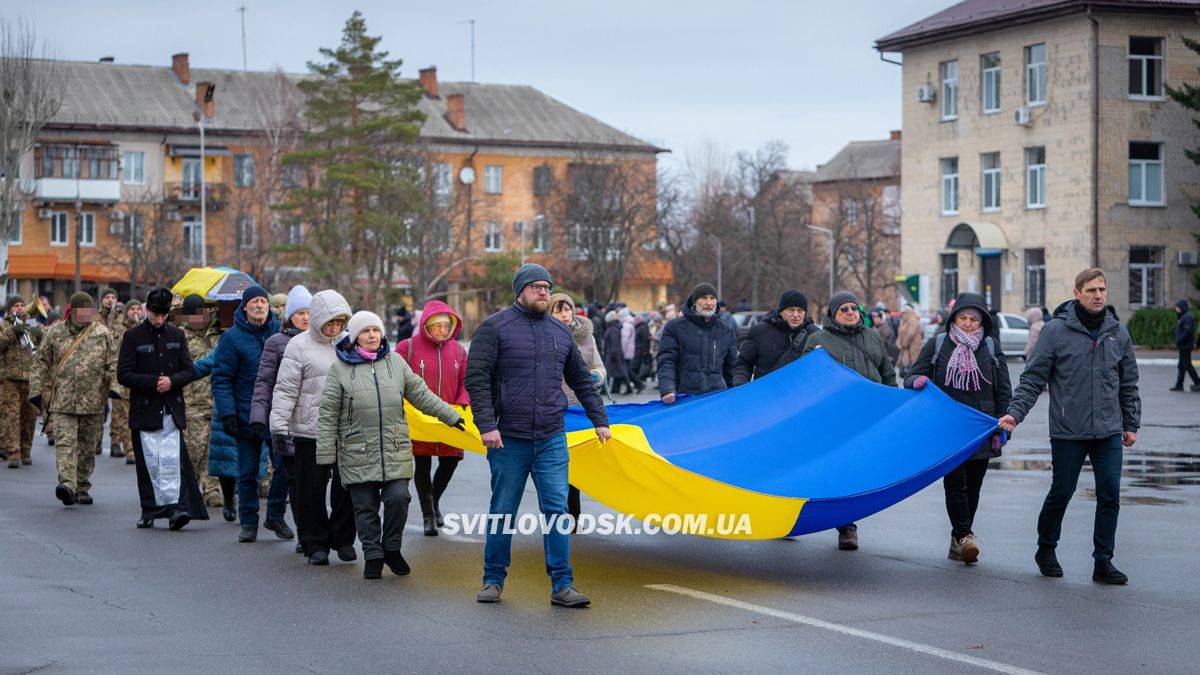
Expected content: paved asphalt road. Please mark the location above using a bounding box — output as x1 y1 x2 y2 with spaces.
2 361 1197 674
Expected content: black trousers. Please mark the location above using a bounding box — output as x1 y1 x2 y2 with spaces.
349 479 410 561
1175 349 1199 387
943 458 990 539
413 455 460 513
280 453 300 529
294 437 356 556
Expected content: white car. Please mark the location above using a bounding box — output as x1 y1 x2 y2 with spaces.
995 312 1031 358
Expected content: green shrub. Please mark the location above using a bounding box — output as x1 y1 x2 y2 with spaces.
1127 307 1181 348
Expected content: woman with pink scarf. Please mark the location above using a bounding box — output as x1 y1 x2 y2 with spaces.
904 293 1012 565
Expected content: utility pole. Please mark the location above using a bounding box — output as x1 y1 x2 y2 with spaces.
238 5 248 71
458 19 476 82
806 224 834 301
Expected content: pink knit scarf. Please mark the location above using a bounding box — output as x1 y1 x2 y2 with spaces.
945 324 991 391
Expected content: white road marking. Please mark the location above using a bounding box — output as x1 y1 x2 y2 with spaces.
646 584 1042 675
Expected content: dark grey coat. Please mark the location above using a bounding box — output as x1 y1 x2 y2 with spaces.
1007 300 1141 439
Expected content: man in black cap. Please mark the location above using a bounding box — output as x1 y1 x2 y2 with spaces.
117 288 206 530
733 289 818 386
656 282 738 404
801 289 896 551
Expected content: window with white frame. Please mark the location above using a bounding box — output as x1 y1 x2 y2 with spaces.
238 216 257 249
79 212 95 246
125 213 145 249
940 60 959 120
1025 43 1046 106
1128 246 1163 308
843 198 859 225
484 165 502 194
123 151 144 184
1024 248 1045 306
981 53 1001 113
8 210 21 245
1128 142 1164 206
484 221 503 251
1025 146 1046 208
940 157 959 214
981 152 1001 211
234 154 255 187
286 222 304 245
182 216 203 260
432 162 452 207
1129 37 1164 98
532 217 550 252
50 212 68 246
881 185 901 235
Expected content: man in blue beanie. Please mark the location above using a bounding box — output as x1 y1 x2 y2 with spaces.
466 264 610 607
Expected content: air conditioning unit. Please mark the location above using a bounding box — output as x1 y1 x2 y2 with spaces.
166 210 182 222
37 207 52 219
916 84 936 103
1177 250 1200 266
1014 107 1031 126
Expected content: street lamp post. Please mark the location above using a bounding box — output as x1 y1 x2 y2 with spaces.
806 224 834 301
198 118 207 268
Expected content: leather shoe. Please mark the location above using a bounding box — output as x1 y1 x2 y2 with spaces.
384 550 410 576
308 550 330 565
168 512 191 531
222 505 237 522
238 527 257 543
1035 546 1063 577
264 519 295 540
76 493 94 505
337 546 357 562
476 583 502 603
837 527 858 551
136 518 154 529
423 513 438 536
55 483 76 506
550 586 591 608
1093 559 1128 585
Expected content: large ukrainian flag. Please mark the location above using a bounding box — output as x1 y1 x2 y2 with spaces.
406 349 999 540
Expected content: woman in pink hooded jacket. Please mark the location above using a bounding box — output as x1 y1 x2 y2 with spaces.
397 300 469 536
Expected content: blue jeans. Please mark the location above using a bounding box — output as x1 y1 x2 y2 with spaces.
483 434 573 592
236 437 287 529
1037 434 1123 561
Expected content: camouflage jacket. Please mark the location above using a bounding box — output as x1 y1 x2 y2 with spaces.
183 321 221 415
96 304 128 342
30 320 119 415
0 317 34 382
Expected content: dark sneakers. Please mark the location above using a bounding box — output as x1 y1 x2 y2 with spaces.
264 520 295 540
55 483 76 506
308 550 330 565
336 546 357 562
136 518 154 529
837 528 859 551
1035 546 1064 577
238 527 258 543
1093 559 1129 585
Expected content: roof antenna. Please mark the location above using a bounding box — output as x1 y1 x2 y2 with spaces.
458 19 475 82
238 5 248 71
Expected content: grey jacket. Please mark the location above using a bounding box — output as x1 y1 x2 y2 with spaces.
801 315 897 387
270 290 351 439
1007 301 1141 439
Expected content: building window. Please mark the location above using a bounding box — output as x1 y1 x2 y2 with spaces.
79 212 95 246
49 212 68 246
238 216 257 249
432 162 452 207
1129 37 1164 99
484 165 502 194
532 217 550 252
1128 142 1164 206
125 213 145 249
1025 43 1046 106
940 60 958 120
941 253 959 307
182 216 203 261
940 157 959 215
533 165 552 196
484 221 503 252
286 222 304 245
981 152 1001 211
1024 248 1045 306
981 53 1001 113
35 144 118 180
881 185 901 235
234 154 255 187
8 210 21 245
843 198 859 225
124 151 144 184
1129 246 1164 308
1025 146 1046 208
181 158 202 200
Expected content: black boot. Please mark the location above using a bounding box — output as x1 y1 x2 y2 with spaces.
1035 546 1063 577
384 549 410 576
1093 559 1128 584
420 492 438 536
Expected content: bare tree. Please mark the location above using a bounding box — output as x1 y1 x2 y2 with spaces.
93 186 189 293
0 18 64 301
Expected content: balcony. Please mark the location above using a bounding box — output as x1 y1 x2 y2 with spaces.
165 182 229 212
33 142 122 204
34 177 121 203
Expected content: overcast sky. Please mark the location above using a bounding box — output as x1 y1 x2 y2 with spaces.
14 0 950 170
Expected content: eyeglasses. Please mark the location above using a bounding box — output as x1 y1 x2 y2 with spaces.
427 321 452 331
837 305 859 314
528 283 554 293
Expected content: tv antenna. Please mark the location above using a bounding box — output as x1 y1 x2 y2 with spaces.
458 19 475 82
238 5 248 71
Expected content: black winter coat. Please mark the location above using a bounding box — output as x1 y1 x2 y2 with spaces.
904 332 1012 459
602 320 629 379
733 312 818 386
117 321 196 431
634 321 651 359
1175 301 1195 350
656 303 738 395
466 302 608 440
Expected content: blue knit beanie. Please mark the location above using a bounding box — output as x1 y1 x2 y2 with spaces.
511 263 552 295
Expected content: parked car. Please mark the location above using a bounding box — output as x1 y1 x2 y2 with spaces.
732 311 768 340
995 312 1030 358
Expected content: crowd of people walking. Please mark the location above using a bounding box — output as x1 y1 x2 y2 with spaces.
0 262 1153 605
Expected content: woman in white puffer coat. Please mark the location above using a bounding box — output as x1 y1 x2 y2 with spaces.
271 289 356 566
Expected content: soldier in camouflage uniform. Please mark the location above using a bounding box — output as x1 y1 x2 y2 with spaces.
181 294 223 506
30 292 120 506
96 288 133 461
1 296 38 468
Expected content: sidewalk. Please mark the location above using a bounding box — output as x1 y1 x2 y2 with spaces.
1135 347 1197 367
